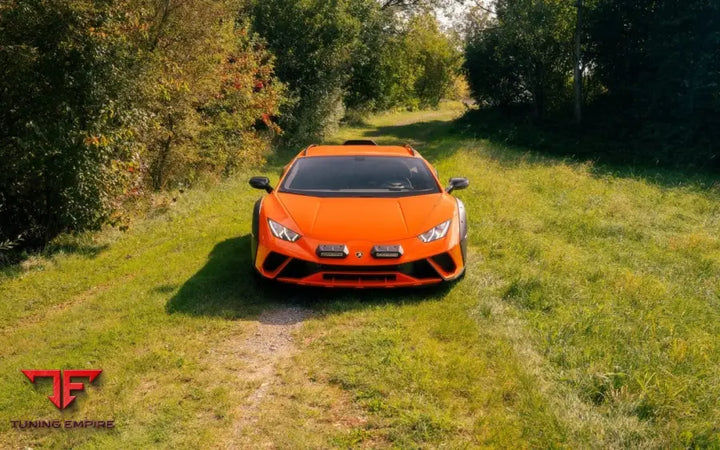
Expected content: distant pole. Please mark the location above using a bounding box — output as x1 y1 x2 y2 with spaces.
574 0 583 124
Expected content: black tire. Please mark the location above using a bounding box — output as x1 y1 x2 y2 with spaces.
251 198 262 266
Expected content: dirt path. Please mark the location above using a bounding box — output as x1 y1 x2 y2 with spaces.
222 306 314 441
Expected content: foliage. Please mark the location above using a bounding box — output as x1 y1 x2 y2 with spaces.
251 0 362 144
464 0 574 117
0 0 283 248
0 0 462 250
463 0 720 168
381 14 464 110
584 0 720 165
251 0 462 143
127 0 284 189
0 0 137 247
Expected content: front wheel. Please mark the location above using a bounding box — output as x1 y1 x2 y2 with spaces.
251 198 261 266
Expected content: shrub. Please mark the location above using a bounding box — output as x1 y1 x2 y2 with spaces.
0 0 137 247
0 0 284 249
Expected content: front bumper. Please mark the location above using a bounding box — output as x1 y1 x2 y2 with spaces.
255 243 464 288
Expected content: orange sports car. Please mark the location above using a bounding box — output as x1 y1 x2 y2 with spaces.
249 140 469 287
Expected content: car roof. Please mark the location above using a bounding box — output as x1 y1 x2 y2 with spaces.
303 145 419 158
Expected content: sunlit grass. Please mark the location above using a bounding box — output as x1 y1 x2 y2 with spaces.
1 102 718 447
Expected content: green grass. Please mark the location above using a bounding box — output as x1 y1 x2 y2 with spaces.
1 101 719 447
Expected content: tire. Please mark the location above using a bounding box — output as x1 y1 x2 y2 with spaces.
251 198 262 266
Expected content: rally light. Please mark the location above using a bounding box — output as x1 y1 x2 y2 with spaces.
316 244 349 258
371 245 404 258
418 220 451 243
268 219 301 242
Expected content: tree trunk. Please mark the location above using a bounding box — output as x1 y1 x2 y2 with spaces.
574 0 583 124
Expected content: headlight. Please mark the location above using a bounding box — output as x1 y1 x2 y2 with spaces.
418 220 451 243
268 219 301 242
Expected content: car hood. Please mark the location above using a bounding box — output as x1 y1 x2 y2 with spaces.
274 192 455 242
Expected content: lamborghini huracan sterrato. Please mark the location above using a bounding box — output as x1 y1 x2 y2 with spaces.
249 140 469 287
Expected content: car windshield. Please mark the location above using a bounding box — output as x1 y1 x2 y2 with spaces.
280 156 441 197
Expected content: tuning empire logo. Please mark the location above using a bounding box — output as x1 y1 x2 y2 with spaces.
10 369 115 430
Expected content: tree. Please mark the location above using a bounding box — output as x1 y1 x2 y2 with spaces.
0 0 284 249
464 0 575 118
129 0 284 189
399 14 464 108
380 0 464 11
251 0 462 140
584 0 720 164
573 0 583 123
251 0 362 143
0 0 136 246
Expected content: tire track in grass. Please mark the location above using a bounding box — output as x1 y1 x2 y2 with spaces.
213 306 313 443
0 273 136 343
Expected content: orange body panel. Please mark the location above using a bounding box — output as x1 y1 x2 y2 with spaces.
304 145 416 157
252 144 467 287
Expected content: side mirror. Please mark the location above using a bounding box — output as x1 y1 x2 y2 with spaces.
446 177 469 194
249 176 273 193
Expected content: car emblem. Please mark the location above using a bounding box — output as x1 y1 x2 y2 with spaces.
355 251 363 258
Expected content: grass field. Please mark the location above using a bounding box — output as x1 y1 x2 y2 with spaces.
1 102 719 448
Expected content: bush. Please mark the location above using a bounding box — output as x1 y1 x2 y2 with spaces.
128 4 285 189
0 0 136 247
0 0 284 249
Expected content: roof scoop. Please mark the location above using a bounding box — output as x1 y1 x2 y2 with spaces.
343 139 377 146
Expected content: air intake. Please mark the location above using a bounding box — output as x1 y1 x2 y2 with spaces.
343 139 377 146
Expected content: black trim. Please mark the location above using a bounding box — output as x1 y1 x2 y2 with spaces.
262 252 288 273
276 257 443 280
431 253 457 273
343 139 377 146
277 190 440 199
322 273 396 282
446 177 469 194
251 198 262 264
456 198 467 264
249 176 273 193
316 244 349 258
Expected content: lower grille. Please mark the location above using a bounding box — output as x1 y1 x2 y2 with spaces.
277 257 444 280
322 273 397 282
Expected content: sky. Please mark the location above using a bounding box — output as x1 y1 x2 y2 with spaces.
437 1 470 29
